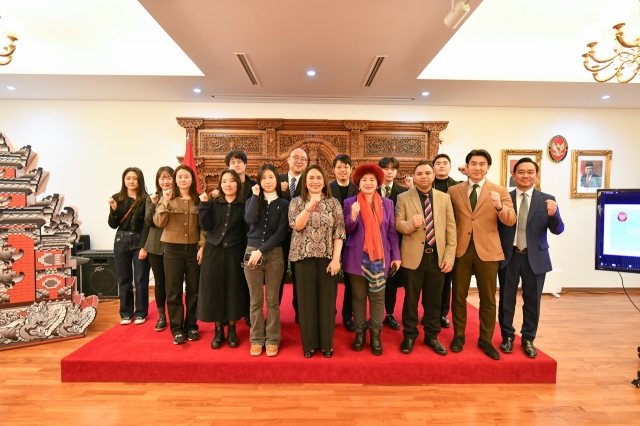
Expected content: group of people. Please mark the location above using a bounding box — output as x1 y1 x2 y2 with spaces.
108 147 564 360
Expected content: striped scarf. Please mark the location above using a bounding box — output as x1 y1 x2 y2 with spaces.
358 191 386 291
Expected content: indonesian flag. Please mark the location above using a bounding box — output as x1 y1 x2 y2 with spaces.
183 133 201 193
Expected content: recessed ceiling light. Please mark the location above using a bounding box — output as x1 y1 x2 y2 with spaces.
601 95 610 99
421 91 430 96
306 70 316 76
6 86 16 91
193 88 202 93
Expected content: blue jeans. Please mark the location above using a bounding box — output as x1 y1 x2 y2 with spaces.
114 231 150 319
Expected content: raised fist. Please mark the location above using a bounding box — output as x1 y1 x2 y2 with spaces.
210 188 220 198
458 166 468 176
412 214 423 229
546 199 558 216
351 201 361 219
199 192 209 202
281 181 289 192
108 197 117 211
163 188 172 206
490 191 502 209
252 184 260 196
150 193 159 205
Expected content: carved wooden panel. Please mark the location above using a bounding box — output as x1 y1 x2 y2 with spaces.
177 118 448 191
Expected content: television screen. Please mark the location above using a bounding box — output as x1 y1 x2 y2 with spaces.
595 189 640 273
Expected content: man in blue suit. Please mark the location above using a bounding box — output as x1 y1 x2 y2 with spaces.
497 157 565 358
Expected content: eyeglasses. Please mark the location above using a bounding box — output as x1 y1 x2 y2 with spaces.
334 166 350 171
290 155 308 163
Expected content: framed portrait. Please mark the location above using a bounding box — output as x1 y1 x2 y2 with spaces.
571 150 612 198
500 149 542 191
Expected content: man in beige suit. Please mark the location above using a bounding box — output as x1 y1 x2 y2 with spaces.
448 149 516 360
396 161 457 355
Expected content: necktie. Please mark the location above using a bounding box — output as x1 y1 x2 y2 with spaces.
424 193 435 246
290 177 296 198
586 175 591 187
516 193 529 250
384 186 391 198
470 184 479 211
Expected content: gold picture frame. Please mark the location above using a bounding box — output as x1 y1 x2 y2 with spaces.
500 149 542 191
570 150 612 198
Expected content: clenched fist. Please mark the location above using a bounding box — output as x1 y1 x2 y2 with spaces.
199 192 209 202
490 191 503 210
150 193 159 205
546 199 558 216
281 181 289 192
108 197 117 211
163 188 172 206
412 214 423 229
252 184 260 196
351 201 360 220
210 188 220 198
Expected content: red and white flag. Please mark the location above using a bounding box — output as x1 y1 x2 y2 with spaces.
183 133 201 193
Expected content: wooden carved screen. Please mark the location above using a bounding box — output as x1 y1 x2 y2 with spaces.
176 118 448 191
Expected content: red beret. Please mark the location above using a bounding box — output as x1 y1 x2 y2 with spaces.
352 163 385 187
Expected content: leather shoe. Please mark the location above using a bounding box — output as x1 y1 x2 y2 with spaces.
384 314 401 330
343 317 356 332
521 340 538 358
450 335 465 352
478 339 500 360
440 316 450 328
400 337 415 354
424 337 447 356
500 337 514 354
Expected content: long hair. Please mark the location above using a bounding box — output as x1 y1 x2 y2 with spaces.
154 166 174 196
171 165 200 205
299 164 332 202
117 167 148 207
256 164 282 217
214 169 244 204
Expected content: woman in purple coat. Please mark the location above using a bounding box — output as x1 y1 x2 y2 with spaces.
342 163 401 356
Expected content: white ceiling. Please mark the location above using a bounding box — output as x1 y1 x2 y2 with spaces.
0 0 638 108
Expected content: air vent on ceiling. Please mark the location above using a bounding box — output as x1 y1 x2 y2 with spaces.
235 53 260 86
363 55 387 87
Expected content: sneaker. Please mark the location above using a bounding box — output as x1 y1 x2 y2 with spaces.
134 317 146 325
173 333 186 345
250 345 263 356
120 317 132 325
187 329 200 341
266 345 278 357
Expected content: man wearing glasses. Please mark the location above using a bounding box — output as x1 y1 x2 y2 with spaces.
278 148 308 322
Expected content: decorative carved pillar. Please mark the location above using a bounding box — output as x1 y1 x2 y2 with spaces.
305 142 323 165
342 120 369 157
257 119 284 157
423 122 448 158
177 118 204 157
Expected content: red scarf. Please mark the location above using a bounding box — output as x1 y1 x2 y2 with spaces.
358 191 384 263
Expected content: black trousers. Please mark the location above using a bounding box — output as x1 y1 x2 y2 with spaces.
498 249 546 342
279 234 298 314
148 253 166 314
163 243 200 336
341 273 353 320
435 271 453 318
113 231 150 319
294 257 338 353
402 249 445 340
384 270 403 316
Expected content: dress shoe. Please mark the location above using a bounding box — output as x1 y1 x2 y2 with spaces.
521 340 538 358
227 324 239 348
211 326 225 349
440 316 451 328
343 317 356 332
424 337 447 356
500 337 514 354
400 337 415 354
370 329 382 356
352 331 365 352
384 314 401 330
322 349 334 358
478 339 500 360
303 349 315 358
450 335 465 353
154 316 166 332
173 333 186 345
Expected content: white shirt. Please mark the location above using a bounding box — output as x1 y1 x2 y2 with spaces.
513 187 534 246
288 172 301 190
467 177 486 197
382 182 394 197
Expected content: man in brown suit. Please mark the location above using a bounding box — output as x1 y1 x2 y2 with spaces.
448 149 516 360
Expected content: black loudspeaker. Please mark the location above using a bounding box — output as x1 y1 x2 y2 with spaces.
78 250 118 298
72 234 91 256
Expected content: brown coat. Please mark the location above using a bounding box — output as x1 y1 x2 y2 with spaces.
395 187 457 270
448 179 516 261
153 197 205 247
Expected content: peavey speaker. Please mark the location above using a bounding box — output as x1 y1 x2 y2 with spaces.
78 250 118 298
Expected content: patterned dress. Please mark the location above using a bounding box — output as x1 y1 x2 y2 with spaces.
288 196 346 261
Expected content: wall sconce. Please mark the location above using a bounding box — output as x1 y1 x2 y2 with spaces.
444 0 471 29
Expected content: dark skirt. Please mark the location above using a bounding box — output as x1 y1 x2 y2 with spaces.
197 241 246 322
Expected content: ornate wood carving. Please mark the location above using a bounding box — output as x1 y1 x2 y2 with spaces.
177 117 448 189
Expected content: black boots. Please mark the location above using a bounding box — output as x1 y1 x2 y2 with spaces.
370 328 382 356
211 325 225 349
227 324 239 348
353 331 365 351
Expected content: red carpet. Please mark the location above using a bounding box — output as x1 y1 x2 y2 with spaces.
61 286 556 384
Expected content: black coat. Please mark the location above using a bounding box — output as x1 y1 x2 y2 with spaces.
280 173 303 201
329 180 359 207
377 183 408 206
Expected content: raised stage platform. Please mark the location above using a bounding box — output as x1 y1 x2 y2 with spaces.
61 286 556 384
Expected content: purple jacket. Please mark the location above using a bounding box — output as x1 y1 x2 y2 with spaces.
342 196 401 277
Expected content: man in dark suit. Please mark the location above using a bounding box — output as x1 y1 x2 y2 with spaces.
498 157 564 358
278 147 307 321
579 161 602 188
378 157 408 330
329 154 359 332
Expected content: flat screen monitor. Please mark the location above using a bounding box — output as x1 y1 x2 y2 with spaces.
595 189 640 274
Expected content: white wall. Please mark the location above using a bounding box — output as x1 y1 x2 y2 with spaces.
0 100 637 288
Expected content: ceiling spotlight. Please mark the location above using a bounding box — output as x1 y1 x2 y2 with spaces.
444 0 470 29
306 70 316 76
421 91 430 96
601 95 610 99
193 88 202 93
6 86 15 90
